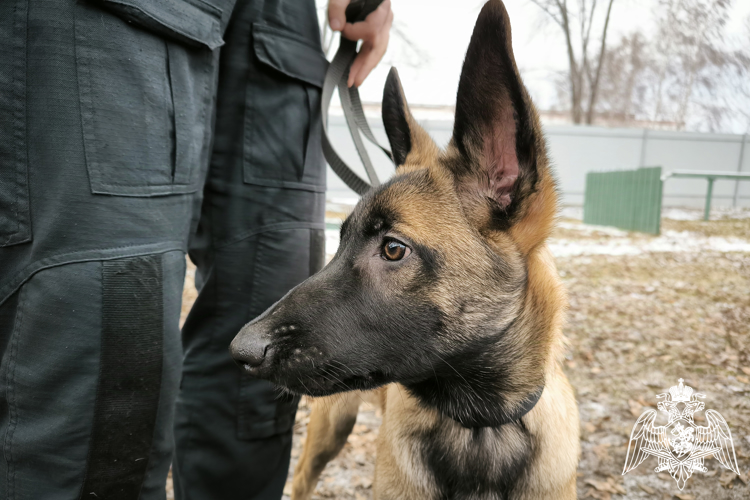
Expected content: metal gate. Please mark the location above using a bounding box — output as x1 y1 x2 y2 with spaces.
583 167 663 235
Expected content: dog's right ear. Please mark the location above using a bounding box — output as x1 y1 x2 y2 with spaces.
435 0 559 257
382 67 437 167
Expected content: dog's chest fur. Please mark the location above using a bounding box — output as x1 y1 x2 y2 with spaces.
374 385 534 500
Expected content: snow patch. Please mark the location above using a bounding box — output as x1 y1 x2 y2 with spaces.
662 208 704 221
559 207 583 220
550 229 750 257
557 221 630 237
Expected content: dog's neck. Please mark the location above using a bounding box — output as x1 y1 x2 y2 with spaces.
404 330 546 428
406 377 544 429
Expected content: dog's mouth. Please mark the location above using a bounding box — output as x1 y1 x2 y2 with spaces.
281 368 389 396
234 343 389 396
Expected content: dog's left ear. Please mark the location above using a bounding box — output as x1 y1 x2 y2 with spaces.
447 0 545 228
382 67 437 167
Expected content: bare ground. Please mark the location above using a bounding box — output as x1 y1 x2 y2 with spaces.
172 209 750 500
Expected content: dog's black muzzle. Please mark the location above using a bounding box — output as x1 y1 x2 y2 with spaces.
229 283 302 378
230 320 273 376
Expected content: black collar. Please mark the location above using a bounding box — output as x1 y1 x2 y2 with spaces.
492 386 544 427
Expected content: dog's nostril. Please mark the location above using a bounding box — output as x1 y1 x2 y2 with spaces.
230 336 271 369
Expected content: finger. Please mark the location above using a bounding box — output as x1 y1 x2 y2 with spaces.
328 0 349 31
349 10 392 87
347 41 371 87
341 0 390 41
352 38 385 87
348 38 388 86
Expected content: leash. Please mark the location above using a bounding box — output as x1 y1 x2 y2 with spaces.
321 0 394 195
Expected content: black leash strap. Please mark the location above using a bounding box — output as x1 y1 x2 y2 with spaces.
322 0 393 195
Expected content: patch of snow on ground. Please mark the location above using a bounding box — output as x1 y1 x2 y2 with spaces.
559 207 583 220
550 228 750 257
654 206 750 221
549 240 641 257
662 208 704 220
561 206 750 222
557 221 629 237
715 207 750 219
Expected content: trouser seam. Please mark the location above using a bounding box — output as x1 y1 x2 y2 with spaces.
3 284 27 500
176 249 220 500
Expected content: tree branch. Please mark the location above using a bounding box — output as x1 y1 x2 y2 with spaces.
530 0 564 27
585 0 615 124
558 0 583 122
581 0 597 99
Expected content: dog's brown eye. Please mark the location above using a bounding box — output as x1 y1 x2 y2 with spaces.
382 240 409 261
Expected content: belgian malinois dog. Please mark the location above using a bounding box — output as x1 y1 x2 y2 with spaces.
230 1 580 497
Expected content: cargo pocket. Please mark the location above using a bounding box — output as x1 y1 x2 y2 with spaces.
0 1 31 247
237 225 325 439
74 0 223 197
243 24 328 193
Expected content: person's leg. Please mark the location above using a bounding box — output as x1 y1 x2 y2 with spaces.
0 0 222 498
0 252 185 499
173 1 327 498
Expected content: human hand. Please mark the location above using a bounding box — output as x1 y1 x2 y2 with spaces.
328 0 394 88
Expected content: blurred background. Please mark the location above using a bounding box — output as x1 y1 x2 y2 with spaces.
174 1 750 499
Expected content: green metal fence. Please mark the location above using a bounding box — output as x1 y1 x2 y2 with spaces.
583 167 663 235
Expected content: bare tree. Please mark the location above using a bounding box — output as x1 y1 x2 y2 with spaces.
530 0 616 124
594 32 649 124
593 0 750 132
650 0 733 127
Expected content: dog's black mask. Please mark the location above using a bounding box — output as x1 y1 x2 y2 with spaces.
228 169 537 429
230 184 449 397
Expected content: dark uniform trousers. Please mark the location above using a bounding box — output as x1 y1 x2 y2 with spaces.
0 0 327 498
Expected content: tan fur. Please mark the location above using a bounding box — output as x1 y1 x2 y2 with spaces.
374 385 440 499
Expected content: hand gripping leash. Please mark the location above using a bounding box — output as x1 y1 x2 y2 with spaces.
321 0 394 195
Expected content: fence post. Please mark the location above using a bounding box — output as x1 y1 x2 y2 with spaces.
734 134 747 207
704 178 715 221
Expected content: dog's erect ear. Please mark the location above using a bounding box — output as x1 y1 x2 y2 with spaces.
382 68 411 166
382 67 437 167
448 0 541 222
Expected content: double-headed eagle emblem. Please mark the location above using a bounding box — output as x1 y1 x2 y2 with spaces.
622 379 739 489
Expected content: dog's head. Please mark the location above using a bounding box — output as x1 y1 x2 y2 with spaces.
231 0 563 427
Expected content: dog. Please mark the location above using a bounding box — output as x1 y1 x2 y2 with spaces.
230 1 580 498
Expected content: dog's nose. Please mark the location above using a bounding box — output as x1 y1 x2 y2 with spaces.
230 325 272 374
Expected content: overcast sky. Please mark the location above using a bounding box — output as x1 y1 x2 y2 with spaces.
317 0 750 117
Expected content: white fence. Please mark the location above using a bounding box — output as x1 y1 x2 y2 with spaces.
324 116 750 208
